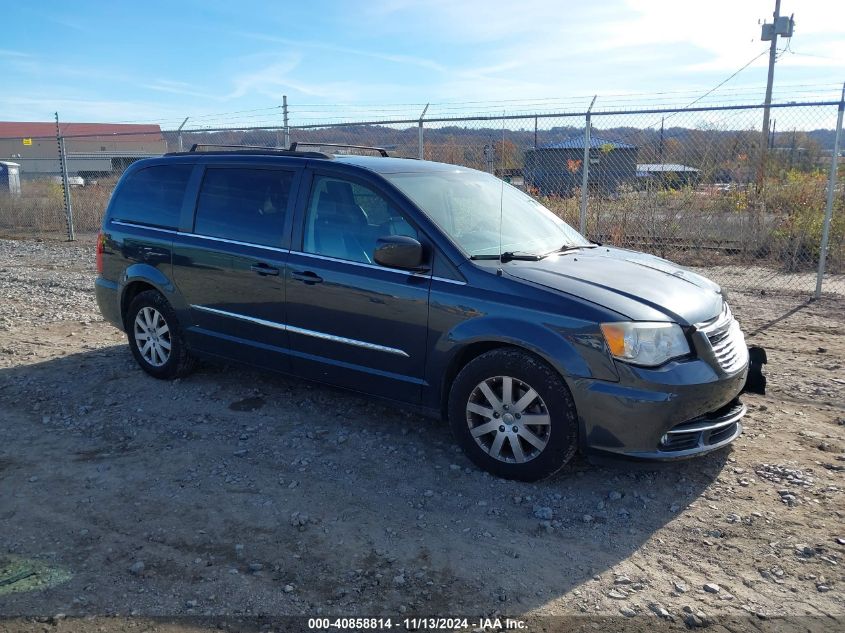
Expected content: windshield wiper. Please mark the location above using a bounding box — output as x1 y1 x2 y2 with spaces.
470 251 546 263
545 243 598 256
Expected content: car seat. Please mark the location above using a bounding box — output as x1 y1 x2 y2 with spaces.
311 181 373 262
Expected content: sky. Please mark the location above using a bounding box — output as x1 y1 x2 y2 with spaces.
0 0 843 129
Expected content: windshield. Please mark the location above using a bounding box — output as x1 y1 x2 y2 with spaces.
384 169 588 258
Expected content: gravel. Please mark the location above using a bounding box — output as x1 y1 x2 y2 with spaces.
1 237 844 623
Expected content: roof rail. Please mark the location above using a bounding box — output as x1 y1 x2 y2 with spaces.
289 142 390 157
176 143 332 159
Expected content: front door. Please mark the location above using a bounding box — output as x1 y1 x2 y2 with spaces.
172 164 299 371
285 170 431 402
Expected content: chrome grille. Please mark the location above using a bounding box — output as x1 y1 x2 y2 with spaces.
658 401 745 453
698 303 748 374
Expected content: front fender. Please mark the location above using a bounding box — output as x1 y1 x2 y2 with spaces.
445 315 616 378
426 315 619 411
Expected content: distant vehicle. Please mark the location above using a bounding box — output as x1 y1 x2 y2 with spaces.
95 144 766 481
51 175 85 187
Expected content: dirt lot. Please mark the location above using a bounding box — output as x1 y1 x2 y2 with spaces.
0 237 843 631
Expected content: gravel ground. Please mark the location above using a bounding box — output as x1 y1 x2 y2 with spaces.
0 237 843 631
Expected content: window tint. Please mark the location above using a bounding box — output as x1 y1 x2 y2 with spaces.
110 164 192 229
303 176 417 264
194 168 294 247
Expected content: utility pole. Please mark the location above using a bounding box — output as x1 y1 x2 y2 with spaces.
789 128 796 169
483 144 494 174
758 0 794 185
658 117 665 164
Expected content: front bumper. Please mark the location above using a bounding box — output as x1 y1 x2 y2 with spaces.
622 399 745 460
570 352 751 460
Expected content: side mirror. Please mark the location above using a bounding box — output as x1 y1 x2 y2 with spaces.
373 235 426 270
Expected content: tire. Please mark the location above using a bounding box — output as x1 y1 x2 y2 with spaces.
126 290 195 380
448 348 578 481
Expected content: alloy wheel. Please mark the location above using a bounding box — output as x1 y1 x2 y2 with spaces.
133 306 171 367
465 375 551 463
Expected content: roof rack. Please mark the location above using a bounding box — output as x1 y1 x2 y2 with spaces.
289 142 390 157
176 144 332 159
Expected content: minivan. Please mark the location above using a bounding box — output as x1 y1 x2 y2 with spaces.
96 145 765 481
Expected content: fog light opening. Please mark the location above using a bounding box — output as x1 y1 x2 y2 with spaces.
660 434 669 446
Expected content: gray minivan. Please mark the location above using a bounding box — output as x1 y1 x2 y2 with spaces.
95 145 766 481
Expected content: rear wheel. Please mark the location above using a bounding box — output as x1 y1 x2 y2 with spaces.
448 348 578 481
126 290 194 379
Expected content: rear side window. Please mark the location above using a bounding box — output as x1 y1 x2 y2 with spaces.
194 167 294 247
109 164 192 229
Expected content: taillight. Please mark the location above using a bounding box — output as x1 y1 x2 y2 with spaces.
96 231 105 274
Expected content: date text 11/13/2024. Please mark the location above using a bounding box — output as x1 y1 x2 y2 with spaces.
307 617 527 630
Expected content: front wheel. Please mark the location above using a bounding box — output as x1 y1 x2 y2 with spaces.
448 349 578 481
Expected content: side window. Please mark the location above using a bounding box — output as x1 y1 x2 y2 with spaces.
194 168 294 247
110 164 192 229
303 176 417 264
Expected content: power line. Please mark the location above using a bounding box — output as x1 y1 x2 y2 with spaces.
108 105 283 126
291 82 838 110
662 48 771 124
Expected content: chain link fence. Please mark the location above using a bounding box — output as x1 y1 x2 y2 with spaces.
1 100 842 300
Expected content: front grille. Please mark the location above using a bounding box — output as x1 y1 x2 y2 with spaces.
660 433 701 452
709 423 738 445
659 400 745 453
697 303 748 373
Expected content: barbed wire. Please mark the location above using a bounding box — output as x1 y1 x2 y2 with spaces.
36 82 842 130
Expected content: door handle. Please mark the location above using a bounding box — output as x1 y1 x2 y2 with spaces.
250 263 280 276
291 270 323 285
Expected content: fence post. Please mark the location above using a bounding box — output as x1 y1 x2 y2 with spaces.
283 95 290 148
579 96 597 236
418 121 424 160
54 112 75 241
815 83 845 299
177 117 189 152
418 103 429 160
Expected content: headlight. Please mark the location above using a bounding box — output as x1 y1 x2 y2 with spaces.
600 321 690 367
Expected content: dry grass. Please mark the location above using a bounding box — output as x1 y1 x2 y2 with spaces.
0 177 118 235
541 177 844 276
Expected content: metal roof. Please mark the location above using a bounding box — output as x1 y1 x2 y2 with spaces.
0 121 163 141
637 163 700 172
533 135 637 150
66 151 166 159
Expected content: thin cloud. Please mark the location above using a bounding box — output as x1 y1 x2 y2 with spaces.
234 31 448 73
0 49 31 58
0 95 191 124
141 80 223 101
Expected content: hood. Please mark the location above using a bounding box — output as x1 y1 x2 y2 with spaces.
504 246 723 325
